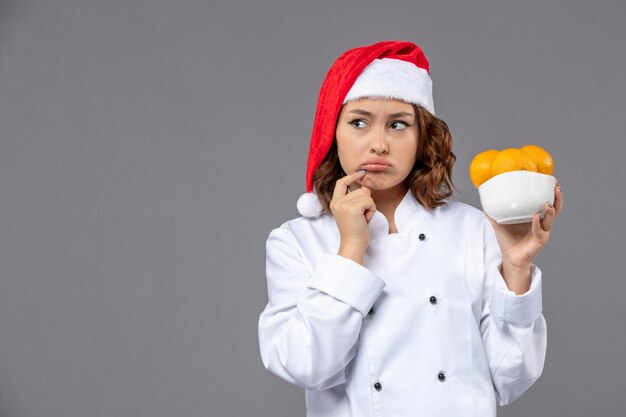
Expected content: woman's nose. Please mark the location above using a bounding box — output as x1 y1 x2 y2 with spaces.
370 128 389 153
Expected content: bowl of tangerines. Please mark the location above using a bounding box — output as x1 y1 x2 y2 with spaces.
470 144 555 224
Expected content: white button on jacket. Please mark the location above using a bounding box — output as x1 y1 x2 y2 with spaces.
258 190 546 417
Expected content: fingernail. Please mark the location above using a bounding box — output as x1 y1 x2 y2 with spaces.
548 203 553 208
358 169 366 174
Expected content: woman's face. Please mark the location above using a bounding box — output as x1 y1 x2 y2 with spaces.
335 98 418 191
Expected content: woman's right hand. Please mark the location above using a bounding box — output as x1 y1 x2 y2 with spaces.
330 171 377 256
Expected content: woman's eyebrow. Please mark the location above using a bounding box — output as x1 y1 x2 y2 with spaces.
348 109 414 118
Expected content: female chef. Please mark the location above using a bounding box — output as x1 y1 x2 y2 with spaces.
257 40 563 417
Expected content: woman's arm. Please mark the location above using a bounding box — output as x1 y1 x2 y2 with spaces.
479 224 547 406
258 226 385 390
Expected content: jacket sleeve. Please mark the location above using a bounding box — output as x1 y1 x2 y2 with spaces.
258 226 386 391
479 221 547 406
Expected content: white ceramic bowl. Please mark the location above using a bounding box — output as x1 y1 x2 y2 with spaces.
478 171 556 224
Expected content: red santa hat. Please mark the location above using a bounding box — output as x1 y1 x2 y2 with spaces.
297 40 435 218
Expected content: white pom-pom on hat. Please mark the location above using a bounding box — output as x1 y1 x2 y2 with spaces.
297 191 324 218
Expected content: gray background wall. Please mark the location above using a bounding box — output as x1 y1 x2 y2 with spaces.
0 0 624 416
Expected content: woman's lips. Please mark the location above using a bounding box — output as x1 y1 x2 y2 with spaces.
361 164 390 171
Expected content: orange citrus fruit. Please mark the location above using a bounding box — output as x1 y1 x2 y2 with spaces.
469 149 499 188
521 144 554 175
490 148 538 177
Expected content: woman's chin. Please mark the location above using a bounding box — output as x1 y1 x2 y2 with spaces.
361 176 395 190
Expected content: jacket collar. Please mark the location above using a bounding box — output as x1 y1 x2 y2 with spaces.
367 189 429 240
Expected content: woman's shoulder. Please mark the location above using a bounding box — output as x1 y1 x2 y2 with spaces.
265 213 338 264
443 199 484 216
434 199 490 228
267 212 336 243
433 198 483 217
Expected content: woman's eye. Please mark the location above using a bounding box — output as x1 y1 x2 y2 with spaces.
390 121 410 130
349 119 367 128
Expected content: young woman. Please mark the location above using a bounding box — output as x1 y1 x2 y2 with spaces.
257 40 563 417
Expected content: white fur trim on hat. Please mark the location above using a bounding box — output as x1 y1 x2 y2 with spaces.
343 58 435 115
297 191 324 218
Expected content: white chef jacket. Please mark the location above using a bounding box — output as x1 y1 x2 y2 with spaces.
258 189 546 417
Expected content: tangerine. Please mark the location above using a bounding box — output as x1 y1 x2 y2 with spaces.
521 144 554 175
469 149 499 188
490 148 538 177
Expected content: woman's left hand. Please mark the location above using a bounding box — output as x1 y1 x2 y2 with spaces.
484 180 563 269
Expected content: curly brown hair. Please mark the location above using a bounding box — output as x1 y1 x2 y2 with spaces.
312 104 457 214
